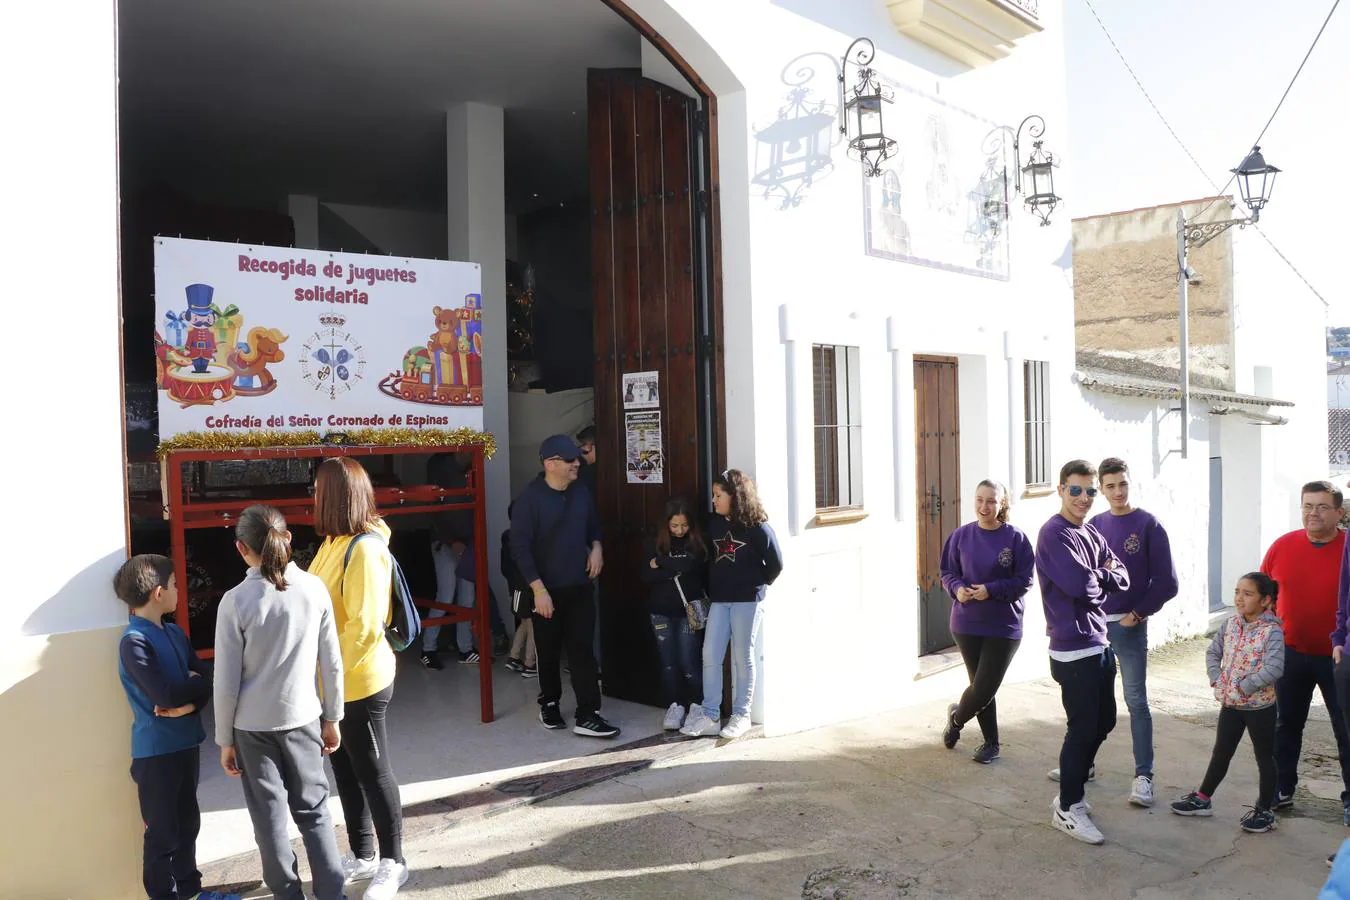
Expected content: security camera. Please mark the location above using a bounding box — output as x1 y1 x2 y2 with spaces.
1182 264 1201 284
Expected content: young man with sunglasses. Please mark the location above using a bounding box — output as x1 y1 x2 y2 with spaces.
509 435 619 738
1085 458 1179 808
1264 480 1350 820
1036 459 1130 844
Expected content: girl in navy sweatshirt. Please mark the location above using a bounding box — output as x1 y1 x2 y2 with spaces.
680 469 783 740
642 497 709 732
939 480 1035 764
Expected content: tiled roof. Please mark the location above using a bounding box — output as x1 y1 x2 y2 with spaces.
1074 367 1294 408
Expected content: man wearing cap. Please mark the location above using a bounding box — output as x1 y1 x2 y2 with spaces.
509 435 619 738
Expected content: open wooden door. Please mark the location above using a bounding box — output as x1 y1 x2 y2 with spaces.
915 356 961 655
589 69 704 705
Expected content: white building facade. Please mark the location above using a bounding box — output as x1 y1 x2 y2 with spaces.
2 2 1158 896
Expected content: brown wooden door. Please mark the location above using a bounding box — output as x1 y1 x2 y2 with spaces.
590 69 703 705
914 356 961 655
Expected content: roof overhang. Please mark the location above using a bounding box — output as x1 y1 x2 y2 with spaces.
884 0 1043 68
1075 367 1293 421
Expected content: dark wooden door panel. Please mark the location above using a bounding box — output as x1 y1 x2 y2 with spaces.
915 357 960 655
589 70 700 706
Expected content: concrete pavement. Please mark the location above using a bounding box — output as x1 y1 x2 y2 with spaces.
227 639 1348 898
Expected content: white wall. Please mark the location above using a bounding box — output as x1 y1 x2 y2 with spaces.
1 2 145 896
639 0 1075 734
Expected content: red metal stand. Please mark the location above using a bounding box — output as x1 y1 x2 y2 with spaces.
160 443 495 723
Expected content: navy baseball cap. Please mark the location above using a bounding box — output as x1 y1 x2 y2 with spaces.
539 434 581 462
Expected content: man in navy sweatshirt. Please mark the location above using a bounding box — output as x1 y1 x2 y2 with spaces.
510 434 619 739
1037 459 1130 845
1088 457 1179 809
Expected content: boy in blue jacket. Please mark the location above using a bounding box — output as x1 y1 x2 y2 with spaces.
114 554 238 900
1037 460 1130 847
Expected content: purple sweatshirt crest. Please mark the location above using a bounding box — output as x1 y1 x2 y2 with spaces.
940 522 1035 640
1088 508 1179 618
1036 514 1131 653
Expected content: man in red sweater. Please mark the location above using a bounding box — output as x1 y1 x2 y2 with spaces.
1261 480 1350 822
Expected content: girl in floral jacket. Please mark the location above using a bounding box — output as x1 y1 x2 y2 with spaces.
1171 572 1285 832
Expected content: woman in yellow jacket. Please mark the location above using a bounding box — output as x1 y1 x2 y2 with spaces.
308 458 407 900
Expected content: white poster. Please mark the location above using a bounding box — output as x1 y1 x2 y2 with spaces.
622 370 660 409
625 411 664 484
153 238 484 440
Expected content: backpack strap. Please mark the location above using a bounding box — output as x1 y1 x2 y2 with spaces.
342 532 380 572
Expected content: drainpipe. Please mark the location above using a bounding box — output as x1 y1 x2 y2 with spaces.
1005 331 1020 494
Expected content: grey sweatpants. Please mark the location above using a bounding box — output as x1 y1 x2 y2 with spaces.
234 720 345 900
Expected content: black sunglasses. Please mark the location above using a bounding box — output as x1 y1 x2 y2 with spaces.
545 455 578 463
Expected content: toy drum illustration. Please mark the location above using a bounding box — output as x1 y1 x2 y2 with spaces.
165 364 236 407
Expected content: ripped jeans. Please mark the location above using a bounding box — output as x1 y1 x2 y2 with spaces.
650 613 702 708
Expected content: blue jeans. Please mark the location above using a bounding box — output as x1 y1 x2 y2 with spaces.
1107 619 1153 776
701 601 763 720
650 613 702 708
427 542 476 653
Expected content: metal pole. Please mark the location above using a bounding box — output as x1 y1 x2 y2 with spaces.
1176 209 1190 459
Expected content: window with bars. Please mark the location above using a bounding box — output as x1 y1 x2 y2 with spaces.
813 344 863 510
1024 359 1051 487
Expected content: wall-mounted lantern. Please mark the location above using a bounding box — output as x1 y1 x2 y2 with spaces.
838 38 896 177
982 114 1062 226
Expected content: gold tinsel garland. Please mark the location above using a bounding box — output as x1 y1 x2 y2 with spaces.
157 427 497 459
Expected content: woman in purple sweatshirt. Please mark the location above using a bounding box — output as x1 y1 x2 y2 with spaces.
939 480 1035 764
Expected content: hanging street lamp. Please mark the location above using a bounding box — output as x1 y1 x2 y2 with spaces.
1174 145 1282 458
838 38 896 177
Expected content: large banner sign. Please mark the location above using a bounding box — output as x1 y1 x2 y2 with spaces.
154 238 484 440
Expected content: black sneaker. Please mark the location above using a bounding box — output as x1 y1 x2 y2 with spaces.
458 651 481 665
1170 792 1214 816
539 702 566 730
1240 807 1276 833
1330 852 1338 868
419 651 444 670
520 664 538 679
1274 789 1294 809
573 713 620 738
942 704 961 749
504 657 525 673
972 743 1000 764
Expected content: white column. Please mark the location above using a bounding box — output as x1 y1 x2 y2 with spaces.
447 103 510 611
287 194 319 249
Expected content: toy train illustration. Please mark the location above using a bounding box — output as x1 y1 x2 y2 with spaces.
378 294 484 407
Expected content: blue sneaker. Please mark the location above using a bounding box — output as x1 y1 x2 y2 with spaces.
193 892 243 900
1273 789 1294 809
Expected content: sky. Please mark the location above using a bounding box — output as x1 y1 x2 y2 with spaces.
1063 0 1348 322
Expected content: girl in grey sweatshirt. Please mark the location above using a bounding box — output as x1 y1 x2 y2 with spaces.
1170 572 1285 833
212 505 347 900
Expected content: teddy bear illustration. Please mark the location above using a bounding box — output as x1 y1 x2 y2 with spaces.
427 306 459 354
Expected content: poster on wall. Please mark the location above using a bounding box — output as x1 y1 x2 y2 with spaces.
622 370 660 409
153 238 484 440
624 411 664 484
862 76 1010 280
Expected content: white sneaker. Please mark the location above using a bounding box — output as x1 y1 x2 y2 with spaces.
342 854 379 883
663 703 687 731
679 709 721 737
1053 794 1092 814
1048 764 1096 783
1129 775 1155 808
720 714 752 739
1051 799 1105 845
363 858 409 900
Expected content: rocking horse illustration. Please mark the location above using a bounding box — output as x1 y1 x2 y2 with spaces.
228 326 289 396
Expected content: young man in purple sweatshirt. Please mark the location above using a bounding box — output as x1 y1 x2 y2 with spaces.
1087 457 1178 809
1037 459 1131 845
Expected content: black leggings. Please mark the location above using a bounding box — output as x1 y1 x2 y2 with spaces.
952 633 1021 745
329 683 403 862
1199 704 1277 810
